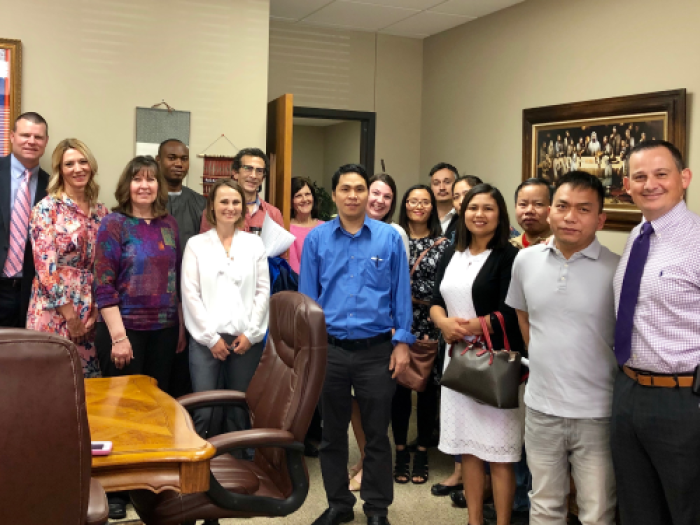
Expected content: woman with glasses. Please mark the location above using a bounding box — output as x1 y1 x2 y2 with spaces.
391 184 447 485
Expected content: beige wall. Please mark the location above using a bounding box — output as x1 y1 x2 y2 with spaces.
1 0 270 208
421 0 700 254
269 21 423 202
292 125 325 185
323 121 362 189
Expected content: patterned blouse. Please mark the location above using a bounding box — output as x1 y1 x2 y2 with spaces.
409 236 448 340
27 194 109 378
94 213 180 331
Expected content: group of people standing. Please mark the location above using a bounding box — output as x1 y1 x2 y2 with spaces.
1 110 697 525
0 111 275 522
293 144 699 525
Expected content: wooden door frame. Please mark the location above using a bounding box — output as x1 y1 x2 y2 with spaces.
293 107 377 176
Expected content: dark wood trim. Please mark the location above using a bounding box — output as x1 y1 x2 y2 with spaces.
523 89 686 231
293 107 377 177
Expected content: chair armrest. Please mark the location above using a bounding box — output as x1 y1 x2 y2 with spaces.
85 478 109 525
208 428 302 457
177 390 247 410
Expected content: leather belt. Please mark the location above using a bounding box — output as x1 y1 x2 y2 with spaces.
328 332 392 351
623 365 693 388
0 278 21 289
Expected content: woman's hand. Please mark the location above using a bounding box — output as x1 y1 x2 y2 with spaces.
84 307 98 332
463 318 484 336
210 337 230 361
66 317 87 344
176 322 187 354
437 317 471 343
111 337 133 370
231 334 251 355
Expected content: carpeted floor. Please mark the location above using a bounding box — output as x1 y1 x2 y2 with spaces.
113 415 469 524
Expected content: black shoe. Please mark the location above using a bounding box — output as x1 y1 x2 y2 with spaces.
311 507 355 525
431 482 463 496
450 490 467 509
304 440 319 458
107 495 127 520
202 520 220 525
367 517 390 525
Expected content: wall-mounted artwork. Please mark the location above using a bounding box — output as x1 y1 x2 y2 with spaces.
135 106 190 158
523 89 686 231
0 39 21 156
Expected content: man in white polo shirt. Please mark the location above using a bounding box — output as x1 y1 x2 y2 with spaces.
506 171 619 525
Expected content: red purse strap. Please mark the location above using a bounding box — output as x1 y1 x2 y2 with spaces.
478 316 493 350
493 311 511 351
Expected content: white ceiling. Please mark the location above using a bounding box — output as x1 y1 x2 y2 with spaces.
270 0 525 39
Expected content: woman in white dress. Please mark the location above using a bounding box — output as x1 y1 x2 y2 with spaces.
182 179 270 439
430 183 525 525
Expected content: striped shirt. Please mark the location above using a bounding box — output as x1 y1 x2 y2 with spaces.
613 201 700 374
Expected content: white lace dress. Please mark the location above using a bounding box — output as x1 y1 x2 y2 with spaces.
438 249 524 463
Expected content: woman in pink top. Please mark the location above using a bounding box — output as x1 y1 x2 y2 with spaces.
289 177 323 274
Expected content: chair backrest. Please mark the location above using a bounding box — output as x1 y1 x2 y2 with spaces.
245 291 327 496
0 329 92 525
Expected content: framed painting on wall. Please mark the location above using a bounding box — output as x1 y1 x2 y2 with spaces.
0 39 21 156
523 89 686 231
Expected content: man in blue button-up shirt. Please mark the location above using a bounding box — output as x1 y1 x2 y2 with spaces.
300 164 414 525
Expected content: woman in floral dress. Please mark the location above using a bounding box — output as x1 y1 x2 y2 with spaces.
391 184 447 485
27 138 108 378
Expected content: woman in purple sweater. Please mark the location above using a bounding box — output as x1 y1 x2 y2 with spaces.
93 156 182 390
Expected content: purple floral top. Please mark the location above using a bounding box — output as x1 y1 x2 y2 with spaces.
94 212 180 330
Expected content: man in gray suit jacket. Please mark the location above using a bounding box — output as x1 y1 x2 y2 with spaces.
0 112 50 327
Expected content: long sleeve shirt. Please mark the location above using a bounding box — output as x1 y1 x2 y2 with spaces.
181 229 270 348
299 216 415 346
94 213 180 330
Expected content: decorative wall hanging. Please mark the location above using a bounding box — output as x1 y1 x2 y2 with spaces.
523 89 686 231
135 101 190 158
197 134 238 197
0 39 21 156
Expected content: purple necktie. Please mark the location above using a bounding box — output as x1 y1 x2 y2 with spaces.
614 222 654 365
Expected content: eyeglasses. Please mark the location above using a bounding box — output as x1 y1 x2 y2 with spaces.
407 200 432 209
240 165 266 176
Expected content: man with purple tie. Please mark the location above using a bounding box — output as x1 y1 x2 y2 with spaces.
0 112 49 327
612 140 700 525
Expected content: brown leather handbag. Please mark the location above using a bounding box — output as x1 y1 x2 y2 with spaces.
440 312 521 409
396 239 445 392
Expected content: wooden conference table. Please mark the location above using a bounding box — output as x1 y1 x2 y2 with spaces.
86 375 216 494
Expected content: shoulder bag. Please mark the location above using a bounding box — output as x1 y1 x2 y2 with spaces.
440 311 521 409
396 238 445 392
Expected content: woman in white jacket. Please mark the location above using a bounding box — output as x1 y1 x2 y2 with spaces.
182 179 270 438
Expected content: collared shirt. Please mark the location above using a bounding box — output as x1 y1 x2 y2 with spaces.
439 208 456 234
613 201 700 374
299 216 415 346
506 237 620 418
9 154 40 209
8 155 40 277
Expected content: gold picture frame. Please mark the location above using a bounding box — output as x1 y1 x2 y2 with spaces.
523 89 686 231
0 38 22 156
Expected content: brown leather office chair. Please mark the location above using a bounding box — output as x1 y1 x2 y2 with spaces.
0 329 109 525
131 291 328 525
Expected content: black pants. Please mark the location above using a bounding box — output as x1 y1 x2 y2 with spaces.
0 283 22 327
95 323 179 392
611 371 700 525
320 340 396 517
391 373 438 448
167 330 193 399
